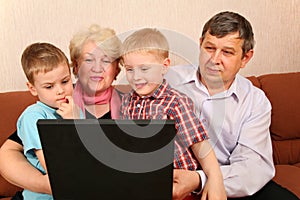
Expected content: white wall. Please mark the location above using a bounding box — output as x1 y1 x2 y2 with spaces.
0 0 299 92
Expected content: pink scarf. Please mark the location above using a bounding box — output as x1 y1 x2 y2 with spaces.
73 81 121 119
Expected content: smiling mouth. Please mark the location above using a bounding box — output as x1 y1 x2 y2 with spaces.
90 76 103 81
134 83 147 89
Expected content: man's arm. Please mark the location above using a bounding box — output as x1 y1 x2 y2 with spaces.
219 93 274 197
0 139 51 194
220 143 274 197
173 92 275 198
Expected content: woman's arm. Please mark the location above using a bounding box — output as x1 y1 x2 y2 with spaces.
0 139 51 194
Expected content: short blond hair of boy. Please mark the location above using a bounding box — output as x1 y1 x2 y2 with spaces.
121 28 169 62
21 42 70 84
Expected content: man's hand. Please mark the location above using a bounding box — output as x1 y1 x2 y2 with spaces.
173 169 201 200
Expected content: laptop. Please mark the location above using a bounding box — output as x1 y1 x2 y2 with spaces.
37 119 176 200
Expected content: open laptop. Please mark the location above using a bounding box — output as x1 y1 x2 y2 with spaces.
37 119 176 200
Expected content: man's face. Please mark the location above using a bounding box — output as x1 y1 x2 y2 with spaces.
199 31 253 91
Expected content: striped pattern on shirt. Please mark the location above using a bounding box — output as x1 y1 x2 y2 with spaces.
121 80 208 170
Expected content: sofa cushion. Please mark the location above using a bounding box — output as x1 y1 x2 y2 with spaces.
258 72 300 166
294 163 300 168
273 165 300 198
272 139 300 165
258 72 300 141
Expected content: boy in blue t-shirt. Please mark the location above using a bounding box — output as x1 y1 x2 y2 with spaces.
17 42 81 200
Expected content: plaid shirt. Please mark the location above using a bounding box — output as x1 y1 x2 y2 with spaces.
121 80 208 170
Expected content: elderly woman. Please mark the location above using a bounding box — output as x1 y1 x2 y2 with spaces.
0 24 123 199
70 24 123 119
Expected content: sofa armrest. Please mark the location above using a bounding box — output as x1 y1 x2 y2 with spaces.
0 91 37 197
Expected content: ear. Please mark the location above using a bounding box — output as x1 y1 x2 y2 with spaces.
162 58 170 75
26 82 38 96
241 49 254 69
199 37 204 46
114 62 121 80
73 63 78 76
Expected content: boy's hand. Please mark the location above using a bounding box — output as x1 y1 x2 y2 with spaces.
56 96 81 119
201 175 226 200
173 169 200 200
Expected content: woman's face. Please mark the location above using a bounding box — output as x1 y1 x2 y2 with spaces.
76 41 119 95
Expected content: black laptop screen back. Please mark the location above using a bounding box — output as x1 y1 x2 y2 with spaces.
37 119 176 200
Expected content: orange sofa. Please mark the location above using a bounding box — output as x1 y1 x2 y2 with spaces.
0 72 299 199
247 72 300 198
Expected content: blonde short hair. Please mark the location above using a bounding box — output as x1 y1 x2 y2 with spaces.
21 42 70 84
121 28 169 62
69 24 122 74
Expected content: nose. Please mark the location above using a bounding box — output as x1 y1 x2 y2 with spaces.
56 85 64 95
133 68 142 80
91 59 104 72
211 50 221 64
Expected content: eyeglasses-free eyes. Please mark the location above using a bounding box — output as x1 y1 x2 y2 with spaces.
80 57 114 72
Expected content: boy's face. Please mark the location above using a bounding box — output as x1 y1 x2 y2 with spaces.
123 52 170 96
27 63 73 109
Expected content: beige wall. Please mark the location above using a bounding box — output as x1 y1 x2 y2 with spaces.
0 0 299 92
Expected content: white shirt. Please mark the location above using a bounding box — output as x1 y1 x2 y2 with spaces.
165 64 275 197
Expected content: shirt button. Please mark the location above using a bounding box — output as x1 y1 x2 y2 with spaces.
137 104 141 108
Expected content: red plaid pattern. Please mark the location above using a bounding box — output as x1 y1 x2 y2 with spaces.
121 80 208 170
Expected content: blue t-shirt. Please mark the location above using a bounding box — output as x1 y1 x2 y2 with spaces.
17 101 61 200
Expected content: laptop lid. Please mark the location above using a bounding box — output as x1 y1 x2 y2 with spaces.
37 119 176 200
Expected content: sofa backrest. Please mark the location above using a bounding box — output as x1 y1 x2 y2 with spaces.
248 72 300 166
